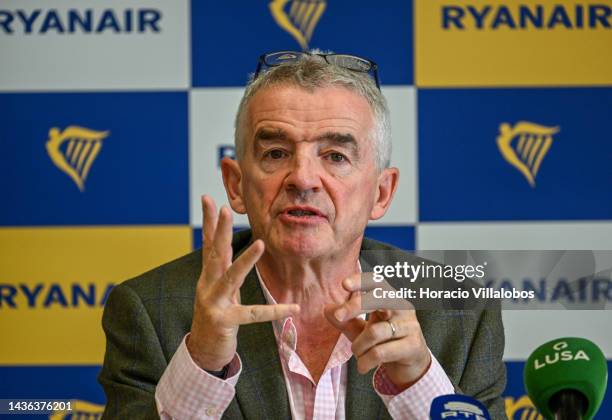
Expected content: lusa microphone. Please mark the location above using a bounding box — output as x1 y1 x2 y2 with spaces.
524 337 608 419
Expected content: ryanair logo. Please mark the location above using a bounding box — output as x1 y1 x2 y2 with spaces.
0 282 114 309
46 126 109 192
442 4 612 30
49 400 104 419
497 121 559 187
504 395 543 420
269 0 326 50
0 9 162 35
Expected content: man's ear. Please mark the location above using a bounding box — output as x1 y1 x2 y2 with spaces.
370 167 399 220
221 157 247 214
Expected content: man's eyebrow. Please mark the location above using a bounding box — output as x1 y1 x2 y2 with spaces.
254 128 287 141
315 132 358 150
253 129 359 151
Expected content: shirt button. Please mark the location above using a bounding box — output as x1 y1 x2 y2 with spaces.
205 407 217 417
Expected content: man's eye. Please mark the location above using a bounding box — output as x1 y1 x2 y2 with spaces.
265 149 286 159
328 152 347 163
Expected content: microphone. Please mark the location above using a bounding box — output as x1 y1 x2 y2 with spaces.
429 394 491 420
524 337 608 420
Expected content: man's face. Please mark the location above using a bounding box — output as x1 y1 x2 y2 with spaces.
223 84 396 259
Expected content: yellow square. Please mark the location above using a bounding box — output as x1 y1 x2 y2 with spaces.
415 0 612 86
0 226 192 365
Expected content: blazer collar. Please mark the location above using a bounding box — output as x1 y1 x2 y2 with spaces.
235 267 292 420
344 255 387 419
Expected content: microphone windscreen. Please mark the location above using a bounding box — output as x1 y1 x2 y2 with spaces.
524 337 608 419
429 394 491 420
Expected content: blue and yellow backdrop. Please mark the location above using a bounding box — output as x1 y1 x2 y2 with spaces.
1 0 611 418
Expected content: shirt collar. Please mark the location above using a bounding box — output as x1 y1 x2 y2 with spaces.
254 261 363 341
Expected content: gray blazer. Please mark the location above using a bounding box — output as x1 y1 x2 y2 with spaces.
99 230 507 419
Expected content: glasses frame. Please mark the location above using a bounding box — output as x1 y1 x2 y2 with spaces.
254 50 380 89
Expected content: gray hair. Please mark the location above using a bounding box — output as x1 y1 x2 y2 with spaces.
234 52 392 170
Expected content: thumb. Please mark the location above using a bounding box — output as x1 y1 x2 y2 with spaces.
324 303 365 342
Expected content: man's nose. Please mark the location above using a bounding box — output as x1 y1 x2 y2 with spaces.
283 154 322 193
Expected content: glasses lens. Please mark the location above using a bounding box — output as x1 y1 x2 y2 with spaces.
264 51 303 66
327 54 372 72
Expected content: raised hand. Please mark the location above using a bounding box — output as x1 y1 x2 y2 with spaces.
324 274 431 390
187 195 300 371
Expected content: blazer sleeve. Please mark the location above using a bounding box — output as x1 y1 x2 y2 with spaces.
455 306 508 420
98 283 167 419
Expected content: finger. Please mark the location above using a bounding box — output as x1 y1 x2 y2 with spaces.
207 206 234 279
211 240 265 301
360 279 416 312
331 291 382 323
357 339 408 373
202 195 218 261
332 291 361 323
352 317 399 357
368 309 392 324
342 272 376 293
324 304 366 341
228 303 300 325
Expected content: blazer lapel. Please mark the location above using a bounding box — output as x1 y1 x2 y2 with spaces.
234 268 291 420
344 254 387 419
345 357 386 419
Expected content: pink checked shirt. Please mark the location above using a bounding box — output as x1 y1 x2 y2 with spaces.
156 271 454 419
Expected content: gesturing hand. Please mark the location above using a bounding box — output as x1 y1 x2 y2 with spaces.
187 195 300 371
324 274 431 390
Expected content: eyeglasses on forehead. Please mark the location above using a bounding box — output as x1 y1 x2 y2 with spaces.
254 50 380 89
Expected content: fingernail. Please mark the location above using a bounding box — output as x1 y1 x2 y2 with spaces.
335 308 347 322
344 278 353 288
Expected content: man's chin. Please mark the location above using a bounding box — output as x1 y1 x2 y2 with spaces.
273 235 330 259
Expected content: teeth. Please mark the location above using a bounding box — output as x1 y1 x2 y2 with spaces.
289 209 315 216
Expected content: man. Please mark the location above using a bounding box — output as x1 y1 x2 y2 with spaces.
99 51 507 419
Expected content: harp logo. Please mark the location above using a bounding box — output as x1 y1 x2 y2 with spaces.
497 121 559 187
46 126 109 192
269 0 326 50
504 395 543 420
49 400 104 419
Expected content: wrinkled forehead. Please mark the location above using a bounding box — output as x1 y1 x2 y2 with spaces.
242 84 376 140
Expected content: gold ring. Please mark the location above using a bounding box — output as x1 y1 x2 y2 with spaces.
387 320 397 337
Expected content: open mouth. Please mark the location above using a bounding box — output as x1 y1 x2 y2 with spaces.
287 209 318 216
281 206 327 222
